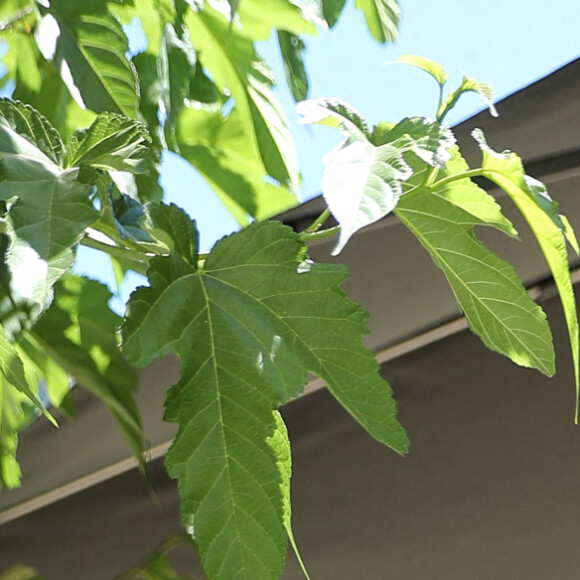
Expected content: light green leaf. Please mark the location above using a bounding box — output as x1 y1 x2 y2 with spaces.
186 4 300 194
472 129 579 419
396 190 555 376
354 0 400 43
31 275 145 469
176 104 297 223
434 147 518 238
0 99 64 165
38 0 138 117
396 54 448 86
268 410 311 580
0 325 55 425
322 139 411 255
438 76 497 122
0 115 97 309
297 97 370 141
277 31 309 102
123 217 407 580
66 113 151 173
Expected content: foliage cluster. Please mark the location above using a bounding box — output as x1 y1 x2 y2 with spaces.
0 1 577 579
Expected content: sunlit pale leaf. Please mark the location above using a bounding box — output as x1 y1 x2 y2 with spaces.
473 128 579 418
396 54 448 86
297 97 370 141
354 0 400 43
123 214 407 580
66 113 151 173
396 190 555 376
438 76 497 122
38 0 138 117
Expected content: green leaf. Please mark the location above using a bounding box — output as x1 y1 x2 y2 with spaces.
31 275 145 468
0 113 97 309
268 410 311 580
0 99 64 165
123 216 407 580
37 0 138 117
354 0 400 43
438 76 497 122
396 190 555 376
321 0 347 27
297 97 371 141
176 105 297 223
66 113 151 173
186 4 300 194
277 31 309 102
396 54 448 87
472 129 579 419
434 147 518 238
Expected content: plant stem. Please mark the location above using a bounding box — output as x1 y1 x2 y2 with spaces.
81 236 150 276
304 208 331 234
0 5 34 31
429 168 486 191
299 225 340 243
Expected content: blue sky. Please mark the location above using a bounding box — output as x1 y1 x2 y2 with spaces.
74 0 580 307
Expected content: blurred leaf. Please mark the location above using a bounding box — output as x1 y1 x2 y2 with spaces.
37 0 138 117
321 0 347 27
123 217 407 580
32 275 145 469
354 0 400 43
0 564 41 580
277 31 309 102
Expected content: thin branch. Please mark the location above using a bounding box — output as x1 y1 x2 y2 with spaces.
0 5 34 32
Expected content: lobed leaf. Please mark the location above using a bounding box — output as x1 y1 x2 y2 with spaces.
396 190 555 376
0 113 97 310
472 129 580 418
123 213 407 580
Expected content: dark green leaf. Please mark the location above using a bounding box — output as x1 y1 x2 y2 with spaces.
396 190 555 376
277 31 309 103
38 0 138 117
123 219 407 580
354 0 400 43
321 0 347 27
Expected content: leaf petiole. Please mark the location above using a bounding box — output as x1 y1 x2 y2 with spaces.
299 225 340 243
